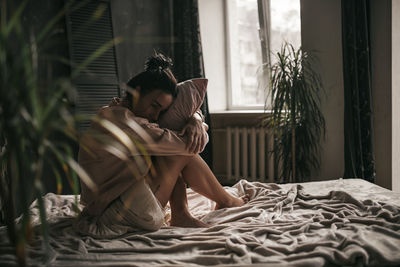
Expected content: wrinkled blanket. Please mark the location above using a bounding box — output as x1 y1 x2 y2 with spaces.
0 178 399 266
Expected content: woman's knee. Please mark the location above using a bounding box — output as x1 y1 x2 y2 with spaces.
155 155 194 170
164 155 193 161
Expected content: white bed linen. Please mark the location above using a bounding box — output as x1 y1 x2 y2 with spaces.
0 178 399 266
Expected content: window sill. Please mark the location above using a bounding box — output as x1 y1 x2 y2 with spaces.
210 109 268 115
210 110 271 129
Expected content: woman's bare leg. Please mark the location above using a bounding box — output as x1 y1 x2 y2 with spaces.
169 176 208 227
149 155 192 207
180 155 248 209
148 154 248 227
149 155 207 227
150 155 247 208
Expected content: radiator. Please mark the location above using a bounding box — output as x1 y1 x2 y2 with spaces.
216 127 275 182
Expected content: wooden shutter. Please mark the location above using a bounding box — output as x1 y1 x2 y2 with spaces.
65 0 120 130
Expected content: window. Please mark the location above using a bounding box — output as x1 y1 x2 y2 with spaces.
199 0 301 111
226 0 264 108
268 0 302 57
227 0 301 109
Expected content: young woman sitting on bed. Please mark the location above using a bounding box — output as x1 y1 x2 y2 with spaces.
74 53 248 236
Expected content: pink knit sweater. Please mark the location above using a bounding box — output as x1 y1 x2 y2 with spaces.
78 105 191 216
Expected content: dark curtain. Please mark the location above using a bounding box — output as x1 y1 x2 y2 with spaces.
172 0 213 169
341 0 376 183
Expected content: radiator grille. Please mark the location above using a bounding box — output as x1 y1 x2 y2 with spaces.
222 127 274 182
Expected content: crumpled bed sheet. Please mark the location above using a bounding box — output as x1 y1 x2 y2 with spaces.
0 178 399 266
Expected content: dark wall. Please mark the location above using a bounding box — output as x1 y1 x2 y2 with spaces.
370 0 392 189
8 0 173 195
110 0 174 84
2 0 73 210
17 0 74 195
20 0 70 83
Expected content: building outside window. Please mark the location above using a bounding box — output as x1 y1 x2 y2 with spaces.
268 0 301 55
199 0 301 111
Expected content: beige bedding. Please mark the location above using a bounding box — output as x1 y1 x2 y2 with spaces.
0 178 399 266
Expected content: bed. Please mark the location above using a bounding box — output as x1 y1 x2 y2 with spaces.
0 178 399 266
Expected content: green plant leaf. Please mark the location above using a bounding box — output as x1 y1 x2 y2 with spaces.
66 156 96 193
4 0 27 36
266 43 325 182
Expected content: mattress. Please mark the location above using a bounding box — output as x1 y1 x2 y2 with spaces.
0 178 399 266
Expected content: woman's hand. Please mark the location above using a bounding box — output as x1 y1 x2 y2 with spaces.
109 97 121 106
179 113 209 154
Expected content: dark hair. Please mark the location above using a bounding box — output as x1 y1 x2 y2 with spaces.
124 53 178 104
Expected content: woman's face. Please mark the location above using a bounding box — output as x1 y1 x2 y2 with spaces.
132 88 173 122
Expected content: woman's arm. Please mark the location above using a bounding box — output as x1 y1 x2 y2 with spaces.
179 111 209 153
96 105 208 156
141 111 208 155
140 109 208 155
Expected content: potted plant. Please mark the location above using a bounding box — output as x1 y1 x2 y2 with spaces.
0 1 130 265
263 43 325 183
0 2 90 265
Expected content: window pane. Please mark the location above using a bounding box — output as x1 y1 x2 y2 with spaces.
224 0 301 109
270 0 301 59
232 0 264 107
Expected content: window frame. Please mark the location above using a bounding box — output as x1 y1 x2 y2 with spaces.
224 0 271 111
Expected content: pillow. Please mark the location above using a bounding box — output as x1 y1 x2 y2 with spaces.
158 78 208 131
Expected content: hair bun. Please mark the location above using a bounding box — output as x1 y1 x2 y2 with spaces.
145 52 173 72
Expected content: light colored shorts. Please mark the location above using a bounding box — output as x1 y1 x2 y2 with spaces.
74 179 165 238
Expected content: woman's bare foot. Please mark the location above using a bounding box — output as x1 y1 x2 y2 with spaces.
170 211 209 228
215 194 250 210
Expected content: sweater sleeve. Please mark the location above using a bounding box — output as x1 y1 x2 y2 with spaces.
134 119 192 156
98 106 192 156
